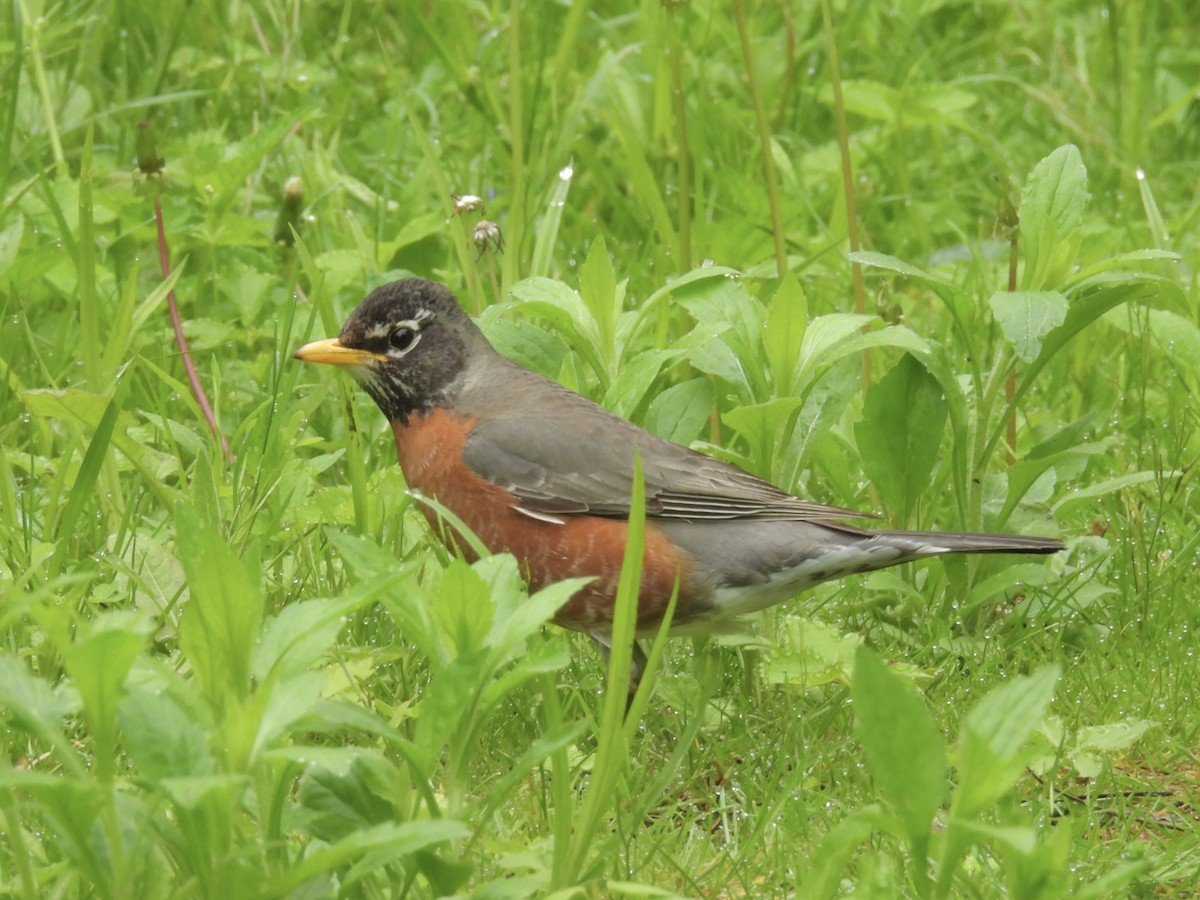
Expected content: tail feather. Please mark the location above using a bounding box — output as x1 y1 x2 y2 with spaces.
818 520 1065 555
881 530 1064 555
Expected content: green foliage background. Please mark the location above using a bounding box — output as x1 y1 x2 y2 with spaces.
1 0 1197 896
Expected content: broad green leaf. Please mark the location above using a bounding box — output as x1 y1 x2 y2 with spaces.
678 279 769 399
434 558 495 658
1075 719 1154 752
266 819 469 899
480 316 570 379
273 745 380 781
119 683 216 779
631 265 740 335
251 671 328 760
855 354 947 521
1020 144 1089 291
988 290 1068 362
579 234 619 371
645 377 716 445
764 273 808 395
998 281 1160 461
509 277 607 386
687 337 750 396
21 388 180 502
61 623 146 783
761 618 861 688
1070 719 1154 778
964 664 1061 761
159 774 250 811
797 313 876 374
996 442 1105 527
853 646 947 847
805 805 891 900
486 577 586 663
722 397 803 480
603 349 676 418
780 355 859 489
176 504 264 705
0 655 73 751
253 592 373 684
954 665 1060 818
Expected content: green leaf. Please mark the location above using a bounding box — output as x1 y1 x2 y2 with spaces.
60 622 146 783
50 396 117 549
0 656 77 772
602 349 676 418
530 164 574 279
953 665 1060 818
486 576 585 664
480 313 569 380
853 646 947 848
175 504 264 705
804 805 891 900
761 618 861 688
645 377 716 446
855 354 947 521
509 277 607 387
434 559 495 658
119 682 215 779
252 592 374 685
579 234 619 372
1020 144 1089 291
1052 469 1178 518
1070 719 1154 778
266 819 469 899
678 279 768 400
988 290 1069 362
764 272 808 395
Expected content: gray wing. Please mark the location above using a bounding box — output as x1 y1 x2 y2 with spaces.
459 376 870 523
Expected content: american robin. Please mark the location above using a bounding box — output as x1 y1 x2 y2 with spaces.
294 278 1063 685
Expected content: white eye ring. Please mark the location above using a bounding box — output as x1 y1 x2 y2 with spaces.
388 321 421 354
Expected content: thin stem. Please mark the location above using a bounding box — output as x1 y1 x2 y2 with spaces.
503 0 526 292
1005 232 1019 465
22 1 66 177
665 7 692 270
821 0 869 384
732 0 787 279
154 186 232 462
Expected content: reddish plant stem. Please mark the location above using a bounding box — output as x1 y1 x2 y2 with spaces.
153 188 232 462
1006 233 1019 466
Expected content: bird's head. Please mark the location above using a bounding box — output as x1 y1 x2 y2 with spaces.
294 278 478 423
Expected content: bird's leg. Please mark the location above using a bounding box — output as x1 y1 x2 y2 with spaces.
590 635 649 714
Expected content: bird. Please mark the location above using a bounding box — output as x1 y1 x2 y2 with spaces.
294 278 1063 691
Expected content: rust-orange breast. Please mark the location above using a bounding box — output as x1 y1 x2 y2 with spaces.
391 409 694 632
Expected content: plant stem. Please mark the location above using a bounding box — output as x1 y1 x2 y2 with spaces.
504 0 527 292
821 0 869 386
665 6 692 270
153 185 232 462
732 0 787 279
22 0 66 177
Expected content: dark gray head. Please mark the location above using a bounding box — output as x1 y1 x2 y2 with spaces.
294 278 485 423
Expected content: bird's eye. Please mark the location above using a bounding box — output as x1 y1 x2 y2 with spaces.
389 325 419 353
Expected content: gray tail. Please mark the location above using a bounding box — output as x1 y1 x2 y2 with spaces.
875 529 1064 555
821 520 1065 555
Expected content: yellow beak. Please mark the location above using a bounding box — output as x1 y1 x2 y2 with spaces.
292 338 387 367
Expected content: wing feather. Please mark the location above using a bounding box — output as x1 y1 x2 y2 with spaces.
459 377 870 524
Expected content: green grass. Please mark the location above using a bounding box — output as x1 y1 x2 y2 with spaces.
2 1 1198 896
